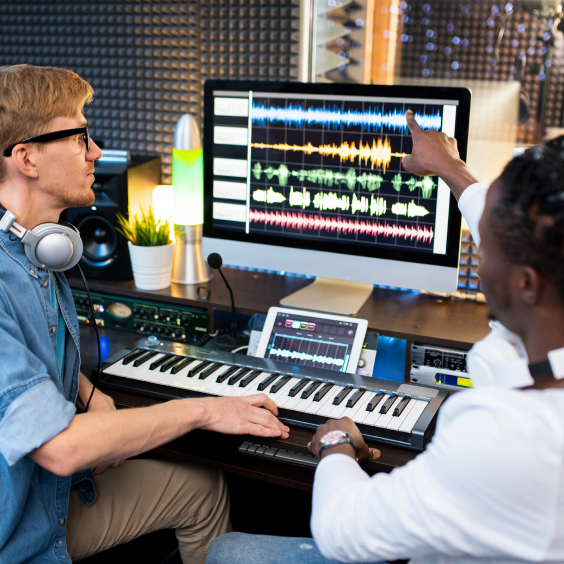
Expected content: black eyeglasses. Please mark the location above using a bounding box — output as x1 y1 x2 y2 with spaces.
2 125 90 157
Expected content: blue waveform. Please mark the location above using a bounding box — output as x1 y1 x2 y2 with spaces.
251 103 442 133
269 348 345 367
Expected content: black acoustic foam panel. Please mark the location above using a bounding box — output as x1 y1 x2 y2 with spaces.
0 0 300 183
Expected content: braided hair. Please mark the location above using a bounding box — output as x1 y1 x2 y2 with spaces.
494 135 564 300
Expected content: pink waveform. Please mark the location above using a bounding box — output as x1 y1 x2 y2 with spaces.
249 209 434 242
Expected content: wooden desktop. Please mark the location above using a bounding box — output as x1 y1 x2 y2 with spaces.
72 268 490 492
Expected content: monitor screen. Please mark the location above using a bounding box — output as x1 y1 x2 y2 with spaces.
203 81 470 293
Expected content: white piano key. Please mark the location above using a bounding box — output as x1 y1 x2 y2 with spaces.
315 386 346 417
275 379 309 407
374 396 403 428
362 394 390 427
121 356 166 381
342 390 373 421
303 384 337 415
282 388 312 411
266 378 302 405
104 357 133 377
128 354 178 381
350 392 376 423
398 400 429 433
182 366 234 394
326 388 356 419
241 372 275 397
386 398 417 430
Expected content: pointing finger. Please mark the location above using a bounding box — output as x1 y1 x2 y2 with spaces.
405 110 422 136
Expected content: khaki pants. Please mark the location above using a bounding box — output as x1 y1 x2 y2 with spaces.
66 459 231 564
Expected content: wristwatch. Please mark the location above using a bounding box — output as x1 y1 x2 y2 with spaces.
318 430 358 459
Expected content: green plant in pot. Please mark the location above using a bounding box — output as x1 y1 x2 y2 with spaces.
116 206 174 290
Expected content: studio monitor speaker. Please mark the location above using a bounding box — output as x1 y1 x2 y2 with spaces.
63 155 161 280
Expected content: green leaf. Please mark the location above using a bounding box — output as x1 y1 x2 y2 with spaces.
115 205 172 247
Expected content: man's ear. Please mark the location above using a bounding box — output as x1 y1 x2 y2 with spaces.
519 265 542 306
9 145 39 179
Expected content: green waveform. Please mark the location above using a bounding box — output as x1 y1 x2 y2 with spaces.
252 162 385 192
252 187 286 204
391 174 436 198
391 200 430 218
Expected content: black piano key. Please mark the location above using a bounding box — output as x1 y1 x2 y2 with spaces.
240 370 263 387
301 381 323 400
289 379 310 397
228 368 251 385
199 362 223 380
313 383 333 402
379 394 397 414
333 386 353 405
366 392 385 412
216 366 239 383
133 351 159 367
270 375 291 393
160 356 181 372
171 358 193 375
122 349 146 365
346 388 366 408
257 373 279 391
393 396 411 417
188 360 213 378
149 353 175 370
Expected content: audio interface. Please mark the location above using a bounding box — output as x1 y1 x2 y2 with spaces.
72 290 209 344
410 343 473 390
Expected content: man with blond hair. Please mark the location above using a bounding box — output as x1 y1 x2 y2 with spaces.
0 64 289 564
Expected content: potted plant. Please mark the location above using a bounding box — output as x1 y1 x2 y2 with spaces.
116 206 174 290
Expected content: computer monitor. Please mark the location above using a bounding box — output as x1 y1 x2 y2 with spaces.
202 80 470 315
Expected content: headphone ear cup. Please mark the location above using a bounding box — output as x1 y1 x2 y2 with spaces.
24 223 83 271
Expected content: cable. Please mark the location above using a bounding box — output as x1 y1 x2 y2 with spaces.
77 264 100 412
230 345 248 354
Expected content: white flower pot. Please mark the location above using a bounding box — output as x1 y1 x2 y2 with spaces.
128 242 174 290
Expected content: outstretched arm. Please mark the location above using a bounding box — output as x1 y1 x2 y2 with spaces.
402 110 478 201
30 393 289 477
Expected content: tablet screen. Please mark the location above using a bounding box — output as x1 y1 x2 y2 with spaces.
256 309 367 373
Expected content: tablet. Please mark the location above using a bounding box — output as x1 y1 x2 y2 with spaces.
254 307 368 374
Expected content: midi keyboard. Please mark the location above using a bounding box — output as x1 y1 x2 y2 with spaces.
96 338 450 451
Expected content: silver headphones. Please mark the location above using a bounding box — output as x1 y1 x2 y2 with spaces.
0 205 83 271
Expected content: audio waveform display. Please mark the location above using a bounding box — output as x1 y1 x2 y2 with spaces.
391 174 436 198
268 347 345 366
251 137 406 171
391 200 430 218
251 103 442 133
252 187 431 218
252 162 385 192
249 209 434 242
252 187 286 204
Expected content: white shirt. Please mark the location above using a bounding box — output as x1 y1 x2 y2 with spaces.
311 183 564 563
311 388 564 564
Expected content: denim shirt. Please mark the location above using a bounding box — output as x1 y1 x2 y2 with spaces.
0 230 96 564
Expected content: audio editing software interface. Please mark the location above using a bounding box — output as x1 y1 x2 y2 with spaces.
210 89 458 255
264 312 358 372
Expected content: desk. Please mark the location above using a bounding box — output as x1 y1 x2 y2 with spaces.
75 269 489 492
70 267 490 349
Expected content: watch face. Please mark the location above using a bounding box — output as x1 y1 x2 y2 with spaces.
321 430 347 444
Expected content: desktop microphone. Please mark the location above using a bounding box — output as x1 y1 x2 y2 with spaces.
207 253 248 350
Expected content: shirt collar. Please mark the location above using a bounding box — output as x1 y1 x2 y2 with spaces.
0 229 41 278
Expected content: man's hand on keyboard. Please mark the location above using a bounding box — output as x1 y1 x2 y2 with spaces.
198 394 290 439
402 109 478 201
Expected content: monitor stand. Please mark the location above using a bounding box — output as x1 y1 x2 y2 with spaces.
280 277 373 316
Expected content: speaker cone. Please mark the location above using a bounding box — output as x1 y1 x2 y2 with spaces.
78 216 118 266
